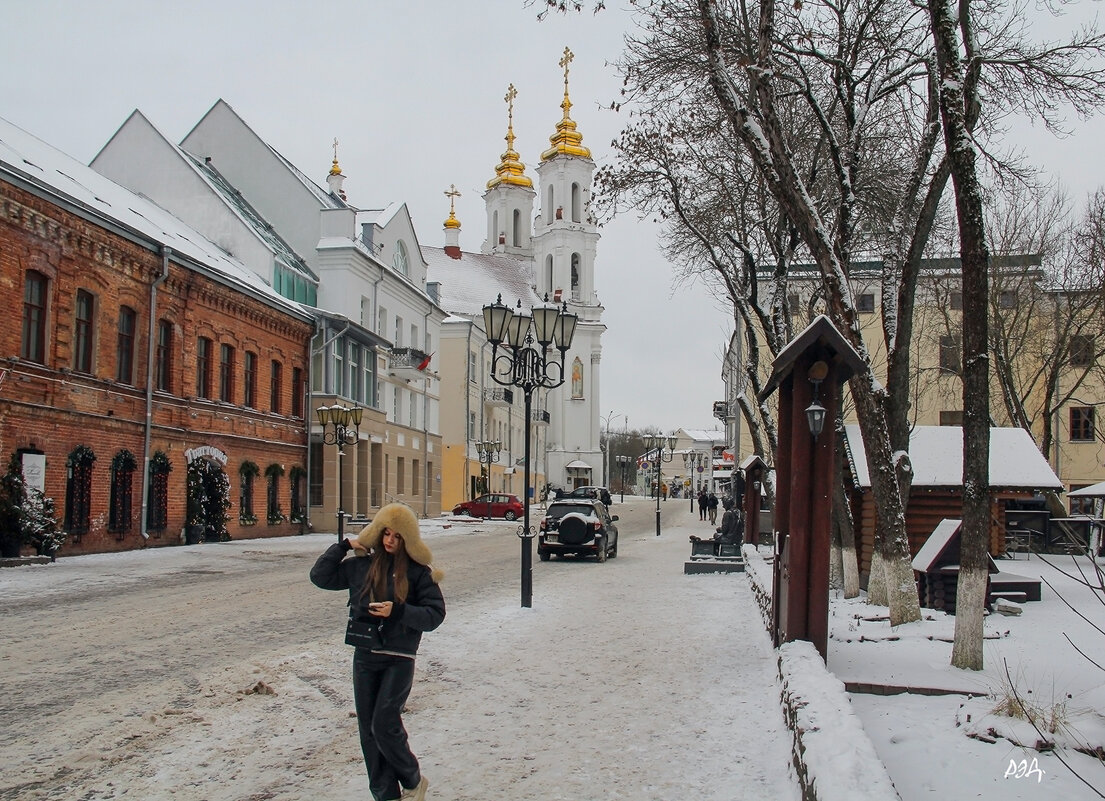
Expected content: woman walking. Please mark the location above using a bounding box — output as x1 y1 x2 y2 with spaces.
311 503 445 801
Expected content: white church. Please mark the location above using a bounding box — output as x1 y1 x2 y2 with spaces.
425 48 606 504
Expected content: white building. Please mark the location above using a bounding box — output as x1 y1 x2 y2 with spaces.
92 100 446 519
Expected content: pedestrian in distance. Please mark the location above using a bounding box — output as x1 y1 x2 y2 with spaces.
310 502 445 801
707 491 719 525
698 489 708 521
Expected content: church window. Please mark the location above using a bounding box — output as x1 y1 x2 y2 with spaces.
571 183 582 222
571 356 584 398
571 253 581 299
546 186 555 224
512 209 522 247
545 255 554 294
492 211 499 244
393 240 410 276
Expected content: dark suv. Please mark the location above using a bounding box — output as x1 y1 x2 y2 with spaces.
564 485 614 505
538 499 619 562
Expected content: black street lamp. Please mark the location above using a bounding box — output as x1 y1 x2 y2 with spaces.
683 450 705 511
316 403 362 544
483 293 578 608
645 433 676 537
616 454 631 503
476 439 503 518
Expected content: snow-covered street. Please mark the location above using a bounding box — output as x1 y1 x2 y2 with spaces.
0 499 800 800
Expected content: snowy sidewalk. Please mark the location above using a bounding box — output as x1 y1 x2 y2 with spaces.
401 522 801 801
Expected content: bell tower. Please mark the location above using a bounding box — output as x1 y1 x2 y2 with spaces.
532 47 604 490
483 83 535 258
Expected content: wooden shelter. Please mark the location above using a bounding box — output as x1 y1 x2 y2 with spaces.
842 425 1063 583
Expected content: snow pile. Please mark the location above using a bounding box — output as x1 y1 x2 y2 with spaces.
779 640 901 801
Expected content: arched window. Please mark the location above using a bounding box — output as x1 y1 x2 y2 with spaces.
512 209 522 247
545 255 554 294
64 444 96 539
571 253 581 298
571 183 582 222
546 186 555 224
266 463 285 524
239 460 259 524
492 210 499 245
393 240 409 276
108 449 137 537
571 356 584 398
147 451 172 534
22 270 48 364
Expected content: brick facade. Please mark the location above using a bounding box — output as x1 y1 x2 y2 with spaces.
1 178 313 555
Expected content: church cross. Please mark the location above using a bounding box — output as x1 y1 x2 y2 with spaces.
444 184 461 214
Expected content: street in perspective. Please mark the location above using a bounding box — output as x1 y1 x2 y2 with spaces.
0 498 800 801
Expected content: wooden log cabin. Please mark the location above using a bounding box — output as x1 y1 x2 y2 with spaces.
841 425 1063 586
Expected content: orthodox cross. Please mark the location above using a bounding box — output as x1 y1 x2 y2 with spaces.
559 47 575 118
504 83 518 149
444 184 461 214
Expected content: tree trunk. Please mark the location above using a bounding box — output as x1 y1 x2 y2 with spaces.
928 0 992 671
867 549 888 606
833 451 861 599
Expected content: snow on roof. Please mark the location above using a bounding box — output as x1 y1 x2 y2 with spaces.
844 425 1062 490
682 429 726 442
422 245 539 317
0 115 307 318
911 518 960 572
1068 480 1105 497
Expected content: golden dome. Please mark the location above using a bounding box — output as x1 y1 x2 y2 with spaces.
541 47 591 162
487 83 534 189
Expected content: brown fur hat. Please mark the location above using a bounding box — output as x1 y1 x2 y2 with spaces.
355 503 443 583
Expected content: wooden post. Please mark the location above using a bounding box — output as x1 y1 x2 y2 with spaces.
760 316 866 660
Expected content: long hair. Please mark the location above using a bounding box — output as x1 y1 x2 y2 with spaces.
361 541 410 603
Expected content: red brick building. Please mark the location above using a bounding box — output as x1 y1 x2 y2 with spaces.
0 118 315 555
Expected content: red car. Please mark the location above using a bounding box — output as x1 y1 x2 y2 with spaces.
452 493 524 520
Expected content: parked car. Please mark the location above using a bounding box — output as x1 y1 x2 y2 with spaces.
564 485 613 506
538 499 619 562
452 493 524 520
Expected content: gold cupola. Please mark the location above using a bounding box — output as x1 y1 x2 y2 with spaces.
541 47 592 162
326 137 347 200
487 83 534 189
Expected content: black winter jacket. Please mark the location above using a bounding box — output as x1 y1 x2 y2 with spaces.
310 542 446 658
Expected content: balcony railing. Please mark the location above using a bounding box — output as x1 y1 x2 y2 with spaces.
484 387 514 406
531 408 550 426
387 347 431 379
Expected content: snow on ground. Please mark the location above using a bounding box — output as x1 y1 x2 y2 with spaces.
7 499 1105 799
823 551 1105 800
1 501 800 801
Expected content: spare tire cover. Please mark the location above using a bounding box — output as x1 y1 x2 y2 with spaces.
557 513 592 545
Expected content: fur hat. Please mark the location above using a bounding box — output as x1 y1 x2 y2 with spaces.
355 503 443 583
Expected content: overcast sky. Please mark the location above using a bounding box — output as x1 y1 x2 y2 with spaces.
3 1 1103 435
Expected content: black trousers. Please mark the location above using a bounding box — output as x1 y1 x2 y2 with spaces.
352 649 420 801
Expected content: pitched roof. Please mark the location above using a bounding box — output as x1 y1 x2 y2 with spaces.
0 114 310 320
422 245 539 318
844 425 1062 490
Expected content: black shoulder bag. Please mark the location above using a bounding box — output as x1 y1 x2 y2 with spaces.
345 607 383 649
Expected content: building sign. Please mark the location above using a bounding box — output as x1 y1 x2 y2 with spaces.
21 453 45 493
185 445 228 465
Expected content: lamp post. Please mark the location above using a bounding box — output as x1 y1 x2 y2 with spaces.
316 403 362 544
683 450 705 511
476 439 503 518
616 454 631 503
645 433 676 537
483 293 578 608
